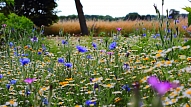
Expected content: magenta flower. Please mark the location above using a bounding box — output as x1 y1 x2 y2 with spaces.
147 76 160 86
116 27 122 31
147 76 179 96
24 78 36 84
154 81 172 95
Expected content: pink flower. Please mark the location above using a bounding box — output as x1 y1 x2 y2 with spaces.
24 78 36 84
147 76 160 86
106 52 114 55
116 28 122 31
147 76 179 96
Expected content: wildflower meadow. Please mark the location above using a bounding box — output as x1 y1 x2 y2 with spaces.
1 3 191 107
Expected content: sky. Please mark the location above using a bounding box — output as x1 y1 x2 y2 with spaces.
55 0 190 17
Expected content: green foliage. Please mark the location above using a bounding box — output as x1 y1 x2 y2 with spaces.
182 6 191 27
5 13 34 32
0 13 7 23
182 6 191 13
188 12 191 27
183 40 191 46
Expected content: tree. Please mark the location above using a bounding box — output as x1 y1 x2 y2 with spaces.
169 9 179 19
14 0 59 27
124 13 141 21
0 0 14 15
74 0 89 35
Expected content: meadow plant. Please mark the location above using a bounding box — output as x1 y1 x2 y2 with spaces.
1 6 191 107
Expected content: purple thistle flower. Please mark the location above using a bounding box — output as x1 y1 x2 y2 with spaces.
2 24 6 28
24 78 36 84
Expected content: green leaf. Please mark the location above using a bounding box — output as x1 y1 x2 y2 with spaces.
188 12 191 27
183 40 191 46
182 6 191 13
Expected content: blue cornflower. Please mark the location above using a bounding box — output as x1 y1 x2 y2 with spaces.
64 63 72 68
86 55 92 59
26 89 30 96
76 45 87 53
0 74 3 79
42 45 46 52
90 78 94 82
10 79 17 85
92 42 97 49
20 58 30 66
85 100 96 106
58 58 64 63
182 25 187 30
123 64 130 70
62 40 68 44
21 53 29 57
42 98 48 105
94 83 99 89
168 16 172 19
156 33 160 37
31 36 38 42
38 51 42 55
175 20 179 23
142 33 146 37
109 42 117 50
122 84 130 92
9 42 13 47
6 84 10 89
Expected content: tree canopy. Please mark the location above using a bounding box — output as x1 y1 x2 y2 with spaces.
14 0 59 27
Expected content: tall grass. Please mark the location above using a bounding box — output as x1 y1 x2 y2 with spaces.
45 17 191 37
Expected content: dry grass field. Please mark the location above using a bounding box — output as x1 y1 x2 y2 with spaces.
45 17 191 37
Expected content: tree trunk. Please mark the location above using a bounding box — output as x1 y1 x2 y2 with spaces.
75 0 89 35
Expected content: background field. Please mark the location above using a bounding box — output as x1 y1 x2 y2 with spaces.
45 17 191 37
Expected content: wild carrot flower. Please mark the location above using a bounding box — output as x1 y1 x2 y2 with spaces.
19 58 30 66
24 78 36 84
76 45 87 53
